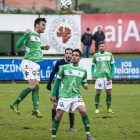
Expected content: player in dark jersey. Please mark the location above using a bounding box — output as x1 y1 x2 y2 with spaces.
46 48 77 132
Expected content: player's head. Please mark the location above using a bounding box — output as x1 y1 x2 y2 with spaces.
65 48 73 62
34 18 46 34
98 41 105 52
72 49 81 65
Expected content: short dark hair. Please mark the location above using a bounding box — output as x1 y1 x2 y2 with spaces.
98 41 105 47
34 18 46 28
98 26 101 29
65 48 73 53
72 49 81 57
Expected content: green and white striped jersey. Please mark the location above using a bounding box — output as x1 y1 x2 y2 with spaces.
92 51 115 78
57 63 87 98
23 31 43 62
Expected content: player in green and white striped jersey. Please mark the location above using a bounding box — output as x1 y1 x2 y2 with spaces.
91 41 115 114
10 18 50 118
50 49 95 140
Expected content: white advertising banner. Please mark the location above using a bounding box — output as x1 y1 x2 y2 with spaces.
0 14 38 31
40 15 81 54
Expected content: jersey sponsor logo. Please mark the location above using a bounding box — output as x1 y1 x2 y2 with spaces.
68 70 72 74
78 99 83 102
78 72 81 76
37 73 40 76
59 102 64 107
35 36 38 41
98 57 101 60
25 71 29 77
98 83 102 87
49 17 79 52
106 82 111 85
32 71 36 76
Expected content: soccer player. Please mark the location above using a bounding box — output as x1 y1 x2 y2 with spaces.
50 49 95 140
46 48 77 131
91 41 115 113
10 18 50 118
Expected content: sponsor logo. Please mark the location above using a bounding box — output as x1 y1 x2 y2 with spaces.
78 96 81 98
37 73 40 76
32 71 36 76
68 70 72 74
78 99 83 102
106 82 111 85
59 102 64 107
98 57 101 60
49 17 79 52
78 72 80 76
98 83 102 87
35 36 38 41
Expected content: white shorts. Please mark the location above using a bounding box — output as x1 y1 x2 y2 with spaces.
57 96 85 112
95 78 112 89
20 59 40 81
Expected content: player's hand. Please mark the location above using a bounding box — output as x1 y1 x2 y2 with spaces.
44 45 50 50
46 84 51 91
50 96 56 102
84 84 89 90
109 77 113 80
92 76 96 79
26 28 31 34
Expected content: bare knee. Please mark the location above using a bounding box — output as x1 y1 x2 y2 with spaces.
96 89 101 94
29 85 36 90
80 109 87 116
55 111 63 120
53 102 58 109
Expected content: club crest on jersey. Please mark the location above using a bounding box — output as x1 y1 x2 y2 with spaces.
98 83 102 87
24 65 28 69
59 102 64 107
98 57 101 60
35 36 38 41
78 72 81 76
32 71 36 76
68 70 72 74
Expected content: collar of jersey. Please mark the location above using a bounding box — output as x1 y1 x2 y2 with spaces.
64 58 72 63
70 63 80 68
32 30 40 36
99 51 106 55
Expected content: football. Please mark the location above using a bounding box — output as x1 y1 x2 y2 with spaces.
59 0 72 10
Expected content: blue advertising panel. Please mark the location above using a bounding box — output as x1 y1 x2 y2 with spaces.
0 58 140 80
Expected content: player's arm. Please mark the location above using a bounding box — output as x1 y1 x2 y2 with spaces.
16 28 31 48
50 66 64 101
46 61 59 91
91 55 96 79
82 70 88 90
110 54 115 79
41 45 50 50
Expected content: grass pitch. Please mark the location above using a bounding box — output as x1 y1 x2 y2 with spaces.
0 84 140 140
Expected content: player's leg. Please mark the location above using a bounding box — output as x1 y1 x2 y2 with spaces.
31 79 43 118
51 109 64 140
69 108 77 131
94 78 104 113
51 97 71 140
105 78 114 113
10 60 33 115
50 89 59 131
77 105 95 140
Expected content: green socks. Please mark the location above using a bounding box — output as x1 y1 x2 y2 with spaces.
13 87 32 105
95 93 100 109
52 119 60 138
32 85 39 110
82 115 90 136
106 94 111 110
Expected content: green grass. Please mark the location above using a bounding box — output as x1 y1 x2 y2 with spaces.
0 84 140 140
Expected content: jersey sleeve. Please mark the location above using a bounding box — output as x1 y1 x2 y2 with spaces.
57 65 64 79
52 61 59 73
92 55 96 65
82 70 87 83
110 54 115 64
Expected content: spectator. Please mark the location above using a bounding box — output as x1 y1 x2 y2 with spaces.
81 28 93 58
93 27 105 53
